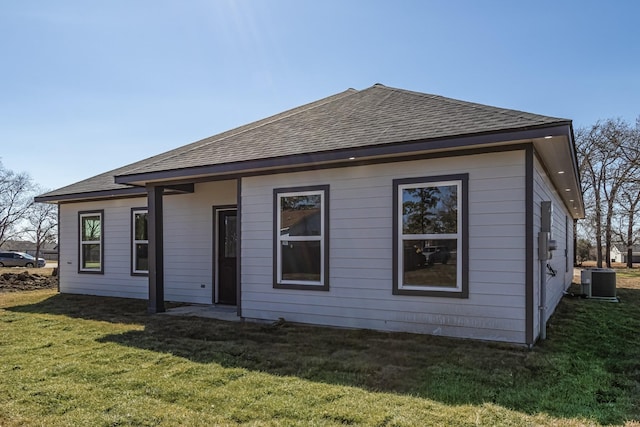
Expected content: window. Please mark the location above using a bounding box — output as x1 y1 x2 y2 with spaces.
132 208 149 275
79 211 103 273
393 174 468 297
274 185 329 290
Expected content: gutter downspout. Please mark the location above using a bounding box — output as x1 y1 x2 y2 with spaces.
538 201 557 341
539 241 547 341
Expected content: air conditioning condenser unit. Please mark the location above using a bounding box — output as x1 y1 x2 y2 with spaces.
580 268 618 302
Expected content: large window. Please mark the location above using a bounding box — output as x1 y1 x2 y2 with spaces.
132 208 149 275
393 175 468 297
274 185 329 290
79 211 103 273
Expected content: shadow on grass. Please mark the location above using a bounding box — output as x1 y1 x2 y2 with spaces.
7 287 640 425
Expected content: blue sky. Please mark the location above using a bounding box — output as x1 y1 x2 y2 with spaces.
1 1 638 191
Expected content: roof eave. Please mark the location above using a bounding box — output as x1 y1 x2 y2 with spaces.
34 187 147 204
34 184 194 204
115 123 572 186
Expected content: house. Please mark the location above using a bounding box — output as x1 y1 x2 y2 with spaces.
36 84 585 345
612 245 640 264
610 245 624 263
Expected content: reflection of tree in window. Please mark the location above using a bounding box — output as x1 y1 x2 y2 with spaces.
80 213 102 271
133 211 148 273
403 187 440 234
437 186 458 233
134 213 147 240
280 195 320 210
280 195 321 236
402 185 457 235
82 216 101 241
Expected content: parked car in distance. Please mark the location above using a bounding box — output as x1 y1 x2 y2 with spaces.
0 251 46 268
422 246 451 265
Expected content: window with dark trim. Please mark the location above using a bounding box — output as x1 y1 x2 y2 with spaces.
273 185 329 290
132 208 149 275
393 174 468 297
79 210 104 274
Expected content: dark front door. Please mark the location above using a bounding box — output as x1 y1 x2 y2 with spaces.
217 209 237 305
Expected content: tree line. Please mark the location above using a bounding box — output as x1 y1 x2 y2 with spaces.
0 160 57 263
576 117 640 268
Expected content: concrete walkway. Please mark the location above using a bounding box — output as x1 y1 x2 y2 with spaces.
162 304 241 322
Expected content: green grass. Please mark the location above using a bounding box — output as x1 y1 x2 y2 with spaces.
1 272 639 426
404 263 457 287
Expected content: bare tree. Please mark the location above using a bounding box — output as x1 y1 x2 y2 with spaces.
22 188 58 264
0 161 34 246
613 183 640 268
577 124 608 267
613 120 640 267
576 118 640 268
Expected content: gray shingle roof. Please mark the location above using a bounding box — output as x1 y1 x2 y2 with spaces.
614 244 640 252
37 84 569 201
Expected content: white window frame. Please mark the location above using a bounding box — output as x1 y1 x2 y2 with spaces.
132 208 149 275
274 186 329 290
393 175 468 297
79 211 103 274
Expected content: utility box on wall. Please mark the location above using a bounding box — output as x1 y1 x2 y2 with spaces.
539 202 557 261
540 201 553 233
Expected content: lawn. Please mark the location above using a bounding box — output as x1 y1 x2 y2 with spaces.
0 270 639 426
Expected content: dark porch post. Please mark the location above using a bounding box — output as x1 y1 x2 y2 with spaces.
147 185 165 313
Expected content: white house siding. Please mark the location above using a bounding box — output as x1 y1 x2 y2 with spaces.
163 181 237 303
58 181 237 303
241 150 529 343
59 198 148 299
609 247 623 263
532 156 574 340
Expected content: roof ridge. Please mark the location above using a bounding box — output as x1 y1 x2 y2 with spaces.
38 83 577 202
372 84 569 123
120 88 359 176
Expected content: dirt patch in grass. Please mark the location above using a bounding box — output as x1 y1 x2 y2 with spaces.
0 271 58 292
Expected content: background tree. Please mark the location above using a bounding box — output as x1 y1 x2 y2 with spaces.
576 118 640 267
575 238 592 264
22 187 58 264
613 183 640 268
0 160 34 246
613 119 640 268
